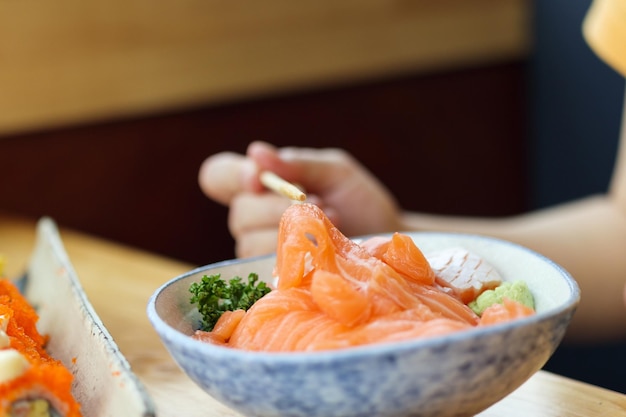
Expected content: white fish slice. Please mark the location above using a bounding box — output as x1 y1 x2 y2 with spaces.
426 247 503 304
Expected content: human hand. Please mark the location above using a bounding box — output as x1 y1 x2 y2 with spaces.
198 141 402 258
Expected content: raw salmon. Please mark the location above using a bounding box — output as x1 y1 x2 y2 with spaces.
197 203 533 352
204 309 246 343
479 298 535 326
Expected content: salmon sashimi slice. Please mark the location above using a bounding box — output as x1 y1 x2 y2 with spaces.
310 269 372 327
427 247 503 304
212 309 247 341
230 307 348 352
361 234 436 286
362 236 478 325
197 203 532 352
275 203 392 289
405 282 480 326
359 235 391 259
365 237 503 306
479 298 535 326
374 233 436 286
274 204 436 319
228 288 321 350
192 330 228 346
273 205 326 289
308 314 472 351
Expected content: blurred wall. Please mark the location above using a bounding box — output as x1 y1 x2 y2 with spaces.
0 62 528 266
0 1 531 266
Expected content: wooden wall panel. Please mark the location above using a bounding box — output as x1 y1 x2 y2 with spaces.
0 0 529 136
1 62 528 266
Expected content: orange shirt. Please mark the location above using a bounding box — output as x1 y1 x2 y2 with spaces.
583 0 626 77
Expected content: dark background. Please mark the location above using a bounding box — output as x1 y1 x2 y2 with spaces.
528 0 625 394
529 0 624 210
0 61 527 266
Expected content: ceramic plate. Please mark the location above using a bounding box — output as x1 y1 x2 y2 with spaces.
20 217 155 417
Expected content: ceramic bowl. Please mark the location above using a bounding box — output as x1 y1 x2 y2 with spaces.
147 232 580 417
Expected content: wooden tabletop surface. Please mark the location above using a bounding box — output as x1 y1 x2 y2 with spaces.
1 213 625 416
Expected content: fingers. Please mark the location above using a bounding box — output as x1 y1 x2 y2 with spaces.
199 141 393 258
247 141 356 198
228 193 292 237
246 141 295 186
275 147 356 197
227 192 343 258
234 229 280 258
246 141 282 169
198 152 259 206
205 142 354 202
228 192 293 257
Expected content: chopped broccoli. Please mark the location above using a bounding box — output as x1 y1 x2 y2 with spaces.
189 272 271 331
469 280 535 316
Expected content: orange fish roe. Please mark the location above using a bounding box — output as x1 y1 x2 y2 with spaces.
0 278 82 417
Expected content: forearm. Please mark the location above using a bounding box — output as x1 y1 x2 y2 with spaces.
402 195 626 343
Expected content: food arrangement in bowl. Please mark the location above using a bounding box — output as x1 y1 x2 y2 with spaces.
148 203 580 417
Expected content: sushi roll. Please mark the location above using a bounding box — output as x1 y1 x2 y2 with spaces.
0 278 82 417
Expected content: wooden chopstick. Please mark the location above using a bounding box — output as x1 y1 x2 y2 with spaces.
260 171 306 202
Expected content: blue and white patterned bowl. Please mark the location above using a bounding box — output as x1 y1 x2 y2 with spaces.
147 232 580 417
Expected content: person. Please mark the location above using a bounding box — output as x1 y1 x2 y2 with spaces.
198 0 626 345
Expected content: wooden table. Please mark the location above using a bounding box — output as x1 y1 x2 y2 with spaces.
1 213 625 416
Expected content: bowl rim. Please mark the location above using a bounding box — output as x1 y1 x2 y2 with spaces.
147 231 580 363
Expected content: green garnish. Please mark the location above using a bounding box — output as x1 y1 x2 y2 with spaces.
468 280 535 316
189 272 271 331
